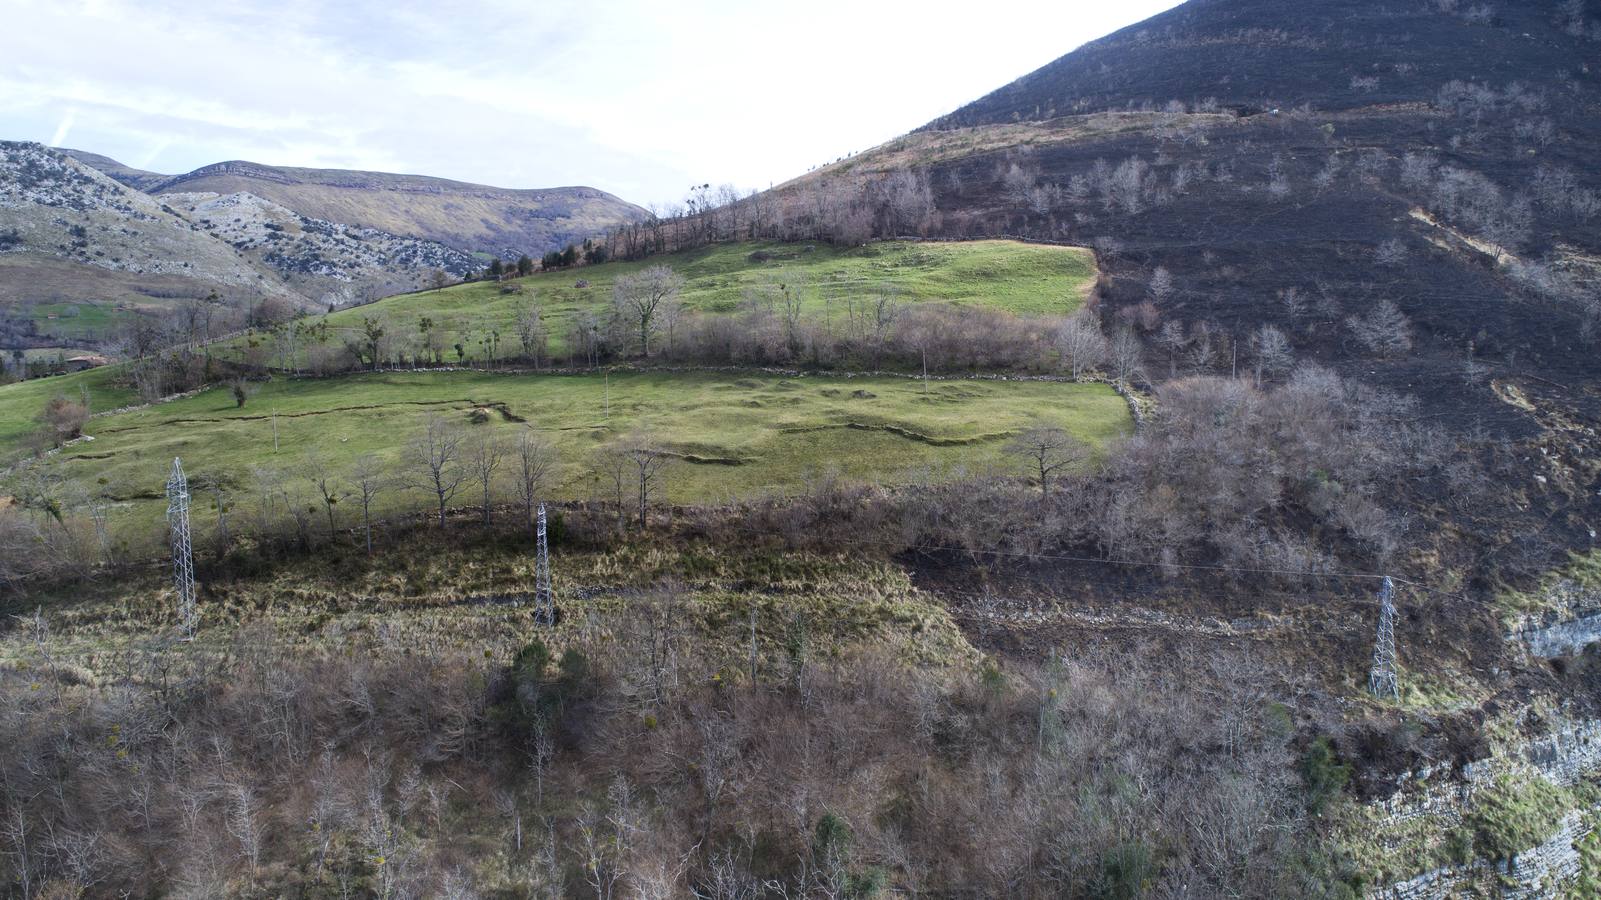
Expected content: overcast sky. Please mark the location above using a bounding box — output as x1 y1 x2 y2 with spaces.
3 0 1181 207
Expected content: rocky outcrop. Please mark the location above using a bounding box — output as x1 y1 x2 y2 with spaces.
1378 811 1587 900
1515 572 1601 659
1368 714 1600 899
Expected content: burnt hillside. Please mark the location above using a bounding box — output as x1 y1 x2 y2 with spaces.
774 0 1601 585
927 0 1601 128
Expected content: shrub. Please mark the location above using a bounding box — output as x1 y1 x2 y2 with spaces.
1095 841 1156 900
1301 737 1351 815
37 394 88 445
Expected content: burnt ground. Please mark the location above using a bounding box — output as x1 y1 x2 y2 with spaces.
903 107 1601 582
755 0 1601 795
905 551 1593 795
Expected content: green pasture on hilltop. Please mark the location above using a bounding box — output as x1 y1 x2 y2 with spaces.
220 239 1097 364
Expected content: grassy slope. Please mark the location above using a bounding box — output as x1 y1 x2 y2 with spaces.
238 239 1096 362
0 366 136 449
58 370 1129 533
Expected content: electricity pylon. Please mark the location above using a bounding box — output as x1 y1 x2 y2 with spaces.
1368 576 1399 700
166 458 197 639
533 502 555 625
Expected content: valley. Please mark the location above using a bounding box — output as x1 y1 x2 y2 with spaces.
4 0 1601 897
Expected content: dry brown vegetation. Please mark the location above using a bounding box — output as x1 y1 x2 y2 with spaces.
0 609 1354 898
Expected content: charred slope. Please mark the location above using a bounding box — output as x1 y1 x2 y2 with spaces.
927 0 1601 128
776 0 1601 588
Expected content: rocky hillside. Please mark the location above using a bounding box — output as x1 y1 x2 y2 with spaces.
0 143 545 351
137 159 648 260
58 148 169 192
159 190 479 301
0 141 302 316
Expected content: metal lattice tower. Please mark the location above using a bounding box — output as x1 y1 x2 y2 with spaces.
533 503 555 625
166 458 197 639
1368 576 1399 700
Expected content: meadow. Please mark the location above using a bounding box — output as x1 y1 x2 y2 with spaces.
48 369 1130 535
0 365 134 449
224 239 1097 364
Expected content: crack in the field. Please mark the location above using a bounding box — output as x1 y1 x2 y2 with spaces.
94 398 484 433
777 421 1018 446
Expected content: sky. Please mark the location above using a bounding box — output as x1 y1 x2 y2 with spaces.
2 0 1182 208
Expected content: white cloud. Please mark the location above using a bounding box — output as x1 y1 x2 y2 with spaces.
2 0 1182 205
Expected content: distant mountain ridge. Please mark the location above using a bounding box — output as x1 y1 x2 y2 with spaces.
67 153 649 260
58 148 169 191
2 143 650 351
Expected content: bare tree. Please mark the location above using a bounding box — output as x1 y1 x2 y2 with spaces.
1058 312 1109 380
1346 299 1413 357
1155 320 1188 378
514 302 547 367
351 454 388 554
609 430 674 528
408 414 468 527
868 293 901 370
304 451 342 541
612 266 685 357
883 168 934 234
1005 426 1089 499
512 429 557 541
1148 267 1175 304
467 430 506 526
1250 325 1295 384
1108 327 1144 382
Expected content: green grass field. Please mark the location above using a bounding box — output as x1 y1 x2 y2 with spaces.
30 301 133 341
220 239 1096 364
43 370 1128 536
0 366 137 450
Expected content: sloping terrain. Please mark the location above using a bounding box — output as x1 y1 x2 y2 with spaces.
241 238 1096 365
0 144 523 351
58 148 169 191
23 370 1130 533
0 141 306 346
927 0 1601 127
780 0 1601 583
144 159 649 259
752 2 1601 892
159 190 479 299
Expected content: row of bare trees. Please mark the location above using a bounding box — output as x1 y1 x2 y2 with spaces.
0 410 688 584
600 169 938 263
